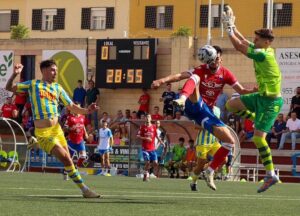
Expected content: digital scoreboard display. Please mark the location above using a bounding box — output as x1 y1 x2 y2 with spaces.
96 38 157 89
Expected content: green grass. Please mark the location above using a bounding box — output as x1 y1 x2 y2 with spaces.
0 172 299 216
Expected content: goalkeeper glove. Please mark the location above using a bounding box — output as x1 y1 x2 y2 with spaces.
222 5 236 36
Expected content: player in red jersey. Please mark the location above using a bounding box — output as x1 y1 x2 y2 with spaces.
137 114 163 181
1 97 18 119
152 45 255 190
64 106 88 168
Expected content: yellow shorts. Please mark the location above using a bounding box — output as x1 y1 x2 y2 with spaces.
196 142 221 160
34 124 67 154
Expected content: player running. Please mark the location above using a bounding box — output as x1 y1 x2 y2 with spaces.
222 5 283 192
152 45 255 190
64 104 88 168
137 114 163 181
6 60 100 198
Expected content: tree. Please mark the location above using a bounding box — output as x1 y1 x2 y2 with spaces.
171 26 192 37
10 24 30 39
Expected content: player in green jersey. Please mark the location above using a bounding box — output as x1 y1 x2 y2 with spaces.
222 6 283 193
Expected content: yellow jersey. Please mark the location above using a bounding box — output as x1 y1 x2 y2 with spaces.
16 80 72 120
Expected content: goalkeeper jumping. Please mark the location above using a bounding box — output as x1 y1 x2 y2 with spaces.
223 6 283 193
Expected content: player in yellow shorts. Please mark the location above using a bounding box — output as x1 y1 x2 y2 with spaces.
6 60 100 198
190 128 221 191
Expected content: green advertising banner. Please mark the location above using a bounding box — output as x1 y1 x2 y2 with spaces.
42 50 86 97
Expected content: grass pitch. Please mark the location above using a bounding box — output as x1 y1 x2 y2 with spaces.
0 172 299 216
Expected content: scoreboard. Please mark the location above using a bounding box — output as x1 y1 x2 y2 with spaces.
96 38 157 89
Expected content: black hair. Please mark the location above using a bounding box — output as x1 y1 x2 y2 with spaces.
40 59 56 71
179 137 185 142
213 45 222 55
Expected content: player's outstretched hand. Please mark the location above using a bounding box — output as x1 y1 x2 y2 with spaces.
14 63 24 75
222 5 235 28
151 80 163 89
88 103 99 113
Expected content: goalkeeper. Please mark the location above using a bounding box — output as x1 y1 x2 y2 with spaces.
222 6 283 193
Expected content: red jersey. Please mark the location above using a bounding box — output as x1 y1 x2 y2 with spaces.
192 65 237 108
138 124 157 151
244 119 254 133
151 114 164 120
138 93 150 112
66 114 86 144
1 104 17 118
15 92 27 105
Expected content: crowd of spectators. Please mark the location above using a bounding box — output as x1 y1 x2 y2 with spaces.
1 81 300 177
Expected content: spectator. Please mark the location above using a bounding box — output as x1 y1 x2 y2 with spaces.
174 111 189 121
165 137 186 178
216 90 228 122
113 128 122 146
290 87 300 119
164 114 174 120
0 97 18 119
86 80 100 130
131 111 138 120
73 80 86 107
278 112 300 150
182 139 197 179
112 110 126 123
137 88 150 118
160 83 176 116
238 119 254 143
227 112 241 134
125 109 132 120
99 112 111 126
151 106 164 120
266 113 286 148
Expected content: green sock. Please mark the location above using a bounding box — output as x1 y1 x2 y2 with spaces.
226 102 255 120
65 165 88 191
191 172 199 184
253 136 274 171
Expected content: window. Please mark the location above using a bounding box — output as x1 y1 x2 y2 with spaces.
0 11 11 32
200 5 221 28
81 7 114 30
32 8 65 31
145 5 173 29
91 8 106 30
263 3 292 28
42 9 56 31
0 10 19 32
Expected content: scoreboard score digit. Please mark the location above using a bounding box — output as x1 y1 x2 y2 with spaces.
96 38 157 89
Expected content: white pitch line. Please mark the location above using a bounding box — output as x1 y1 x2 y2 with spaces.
4 187 300 199
25 194 300 201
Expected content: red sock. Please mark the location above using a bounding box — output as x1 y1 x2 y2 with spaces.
77 158 85 167
210 147 230 170
181 78 197 98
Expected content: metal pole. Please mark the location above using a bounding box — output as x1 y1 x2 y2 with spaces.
193 0 198 59
221 0 224 37
270 0 274 29
267 0 271 29
207 0 212 45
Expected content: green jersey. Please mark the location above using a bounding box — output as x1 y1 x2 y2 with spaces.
247 43 281 97
172 144 186 161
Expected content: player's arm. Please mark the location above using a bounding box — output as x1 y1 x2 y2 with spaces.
67 103 98 115
151 71 192 89
5 64 24 93
232 82 258 95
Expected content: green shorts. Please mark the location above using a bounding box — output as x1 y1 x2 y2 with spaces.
240 92 283 133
